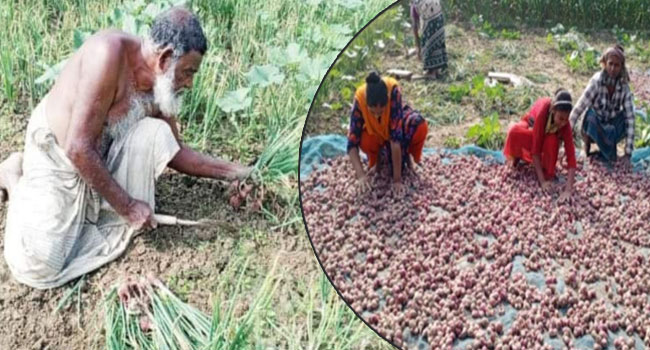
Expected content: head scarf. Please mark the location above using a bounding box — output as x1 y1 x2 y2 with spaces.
546 89 573 134
354 77 399 142
600 45 630 84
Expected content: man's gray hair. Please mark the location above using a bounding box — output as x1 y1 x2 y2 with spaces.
149 7 207 59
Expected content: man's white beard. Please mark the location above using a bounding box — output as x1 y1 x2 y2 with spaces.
105 96 147 140
154 62 183 117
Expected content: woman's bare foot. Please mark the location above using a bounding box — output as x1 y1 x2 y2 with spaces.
0 152 23 202
424 69 438 79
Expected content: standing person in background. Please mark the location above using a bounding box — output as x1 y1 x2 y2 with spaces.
410 0 448 78
569 44 635 166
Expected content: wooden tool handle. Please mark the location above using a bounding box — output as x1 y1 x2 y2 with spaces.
153 214 178 226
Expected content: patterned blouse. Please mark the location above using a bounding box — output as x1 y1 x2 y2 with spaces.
347 85 426 166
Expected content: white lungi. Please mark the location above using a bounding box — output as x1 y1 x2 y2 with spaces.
4 95 180 289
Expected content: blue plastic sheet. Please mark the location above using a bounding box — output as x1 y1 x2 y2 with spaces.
300 134 650 180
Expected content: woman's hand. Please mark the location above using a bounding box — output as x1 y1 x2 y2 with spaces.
392 181 406 196
357 174 372 194
540 180 552 194
558 189 571 203
559 168 576 203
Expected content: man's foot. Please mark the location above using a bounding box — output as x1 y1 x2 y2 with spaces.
0 152 23 202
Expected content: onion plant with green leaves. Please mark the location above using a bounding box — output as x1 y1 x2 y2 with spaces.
265 272 392 350
104 254 281 350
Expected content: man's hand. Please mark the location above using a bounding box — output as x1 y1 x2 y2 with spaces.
235 165 255 181
168 146 256 182
125 199 157 230
540 180 552 195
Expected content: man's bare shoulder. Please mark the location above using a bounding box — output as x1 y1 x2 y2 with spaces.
76 30 133 68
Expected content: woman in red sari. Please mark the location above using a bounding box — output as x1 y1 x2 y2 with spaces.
503 89 577 201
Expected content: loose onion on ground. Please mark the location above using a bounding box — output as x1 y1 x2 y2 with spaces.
301 154 650 349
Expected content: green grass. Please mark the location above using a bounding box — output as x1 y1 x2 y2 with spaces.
265 272 391 350
493 42 528 64
103 252 387 350
444 0 650 31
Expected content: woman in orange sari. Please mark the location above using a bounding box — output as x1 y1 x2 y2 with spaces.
347 72 428 195
503 89 577 201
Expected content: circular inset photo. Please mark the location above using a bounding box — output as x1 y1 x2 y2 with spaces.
300 1 650 349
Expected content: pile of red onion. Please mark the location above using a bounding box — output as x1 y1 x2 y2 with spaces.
227 179 263 211
301 153 650 350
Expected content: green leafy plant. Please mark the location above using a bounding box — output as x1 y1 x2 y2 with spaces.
468 74 506 112
444 136 461 149
547 25 601 73
470 15 520 40
471 14 497 39
611 26 650 64
500 28 521 40
215 88 253 114
612 25 632 47
466 112 505 150
564 47 600 73
246 64 286 88
448 83 470 103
